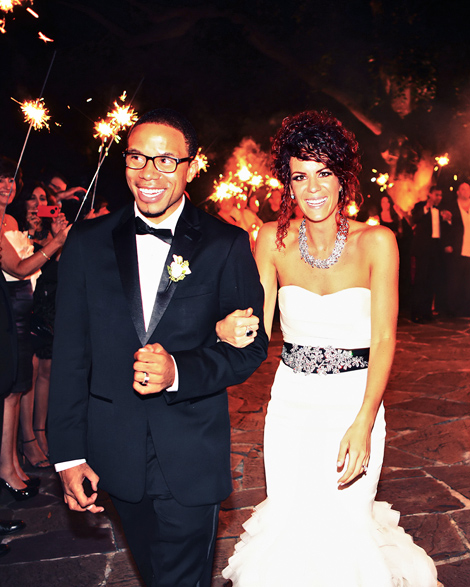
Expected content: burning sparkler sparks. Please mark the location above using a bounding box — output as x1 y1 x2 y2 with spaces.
13 97 50 130
210 178 244 202
194 148 209 175
370 170 394 192
0 0 23 12
38 31 53 43
1 0 30 33
435 154 449 167
346 202 360 217
366 216 380 226
108 101 138 132
93 99 138 144
93 120 116 141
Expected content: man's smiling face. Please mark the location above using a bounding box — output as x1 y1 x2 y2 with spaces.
125 122 198 224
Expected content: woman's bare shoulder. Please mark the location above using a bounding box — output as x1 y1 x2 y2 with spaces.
350 220 396 248
259 219 301 242
3 214 19 231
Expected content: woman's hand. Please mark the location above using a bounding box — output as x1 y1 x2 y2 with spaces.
336 419 372 487
51 213 69 237
216 308 259 348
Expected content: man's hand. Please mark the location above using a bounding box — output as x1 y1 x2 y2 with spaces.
56 186 86 202
215 308 259 348
133 343 175 394
58 463 104 513
440 209 452 223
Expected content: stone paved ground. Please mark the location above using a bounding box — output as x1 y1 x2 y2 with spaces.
1 317 470 586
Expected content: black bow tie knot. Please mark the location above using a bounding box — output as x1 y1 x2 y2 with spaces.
135 217 173 245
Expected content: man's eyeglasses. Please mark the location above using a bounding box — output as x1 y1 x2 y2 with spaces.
123 151 194 173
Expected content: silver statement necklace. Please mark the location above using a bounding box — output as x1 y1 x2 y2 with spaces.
298 215 349 269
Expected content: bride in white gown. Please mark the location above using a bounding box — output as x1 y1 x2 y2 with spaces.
219 111 438 586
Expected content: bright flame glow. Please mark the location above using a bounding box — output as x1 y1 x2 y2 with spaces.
210 179 244 202
366 216 380 226
107 102 138 130
194 148 209 174
0 0 22 12
435 154 449 167
94 120 116 140
0 18 6 33
19 98 50 130
265 176 282 190
26 6 38 17
38 31 54 43
93 97 138 144
376 173 389 186
347 202 359 217
251 225 260 241
236 165 252 182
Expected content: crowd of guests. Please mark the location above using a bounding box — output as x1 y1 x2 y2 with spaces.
0 145 470 558
0 155 104 556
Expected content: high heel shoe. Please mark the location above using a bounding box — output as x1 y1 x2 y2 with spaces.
23 477 41 489
20 438 51 468
33 428 49 458
0 478 39 501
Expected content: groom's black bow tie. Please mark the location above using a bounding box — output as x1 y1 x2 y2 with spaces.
135 217 173 245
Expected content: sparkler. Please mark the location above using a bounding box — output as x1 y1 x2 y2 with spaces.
370 170 393 193
433 153 450 177
346 202 360 217
194 148 209 175
0 0 23 12
38 31 54 43
0 0 28 34
1 51 56 231
366 216 380 226
14 98 50 130
76 94 139 220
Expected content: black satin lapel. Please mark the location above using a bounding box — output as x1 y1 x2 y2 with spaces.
112 211 146 345
144 203 202 344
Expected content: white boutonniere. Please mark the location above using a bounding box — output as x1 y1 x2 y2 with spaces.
168 255 191 282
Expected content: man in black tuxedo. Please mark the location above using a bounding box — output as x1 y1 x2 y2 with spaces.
410 186 452 322
48 109 268 586
446 182 470 316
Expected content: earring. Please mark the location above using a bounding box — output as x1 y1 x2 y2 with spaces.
290 193 295 200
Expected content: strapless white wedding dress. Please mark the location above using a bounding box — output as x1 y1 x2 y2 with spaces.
223 286 437 587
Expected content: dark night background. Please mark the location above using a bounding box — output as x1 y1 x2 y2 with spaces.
1 0 470 211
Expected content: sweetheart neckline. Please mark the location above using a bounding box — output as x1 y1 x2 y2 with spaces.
279 285 371 298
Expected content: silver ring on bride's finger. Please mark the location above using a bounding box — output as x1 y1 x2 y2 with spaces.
245 327 254 337
141 372 150 386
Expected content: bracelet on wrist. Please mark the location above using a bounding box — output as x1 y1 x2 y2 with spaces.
40 250 51 261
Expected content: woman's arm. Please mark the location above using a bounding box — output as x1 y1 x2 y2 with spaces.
337 225 399 486
215 222 279 344
1 223 71 279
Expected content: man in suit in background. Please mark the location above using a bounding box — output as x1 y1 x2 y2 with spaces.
410 186 452 322
48 109 268 586
446 181 470 316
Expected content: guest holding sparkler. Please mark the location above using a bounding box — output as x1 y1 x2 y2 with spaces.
10 181 69 462
0 156 69 500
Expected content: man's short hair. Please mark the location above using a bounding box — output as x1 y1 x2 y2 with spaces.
129 108 198 158
429 185 441 194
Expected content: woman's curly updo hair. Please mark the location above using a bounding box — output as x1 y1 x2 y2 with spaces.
271 110 362 248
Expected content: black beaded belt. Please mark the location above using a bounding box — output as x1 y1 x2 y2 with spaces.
281 343 369 375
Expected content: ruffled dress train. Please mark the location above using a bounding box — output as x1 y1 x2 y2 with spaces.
223 286 437 587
